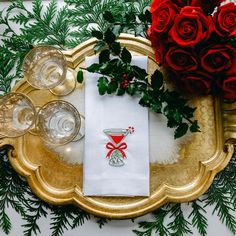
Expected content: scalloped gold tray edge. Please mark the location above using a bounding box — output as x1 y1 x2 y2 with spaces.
0 34 235 219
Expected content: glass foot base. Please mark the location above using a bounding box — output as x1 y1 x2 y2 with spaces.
50 68 76 96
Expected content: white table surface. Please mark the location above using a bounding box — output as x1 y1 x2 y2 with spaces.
0 0 235 235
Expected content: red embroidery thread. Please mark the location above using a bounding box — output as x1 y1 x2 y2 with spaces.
103 127 135 167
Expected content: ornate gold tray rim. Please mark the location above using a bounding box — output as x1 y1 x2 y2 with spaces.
0 34 235 219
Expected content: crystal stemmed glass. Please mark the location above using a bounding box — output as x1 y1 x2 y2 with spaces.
36 100 82 145
23 45 76 96
0 92 36 138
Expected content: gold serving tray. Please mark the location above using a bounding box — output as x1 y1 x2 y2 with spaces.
1 34 236 219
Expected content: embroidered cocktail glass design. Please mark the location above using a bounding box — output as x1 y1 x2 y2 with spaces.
104 127 134 167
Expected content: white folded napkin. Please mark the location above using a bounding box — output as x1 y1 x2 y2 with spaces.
83 56 149 196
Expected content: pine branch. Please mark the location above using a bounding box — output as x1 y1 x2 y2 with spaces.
204 148 236 235
65 0 150 47
95 217 109 229
188 200 208 236
50 205 90 236
0 211 11 235
50 206 73 236
133 207 170 236
0 148 28 234
167 203 193 236
70 208 90 229
22 191 49 236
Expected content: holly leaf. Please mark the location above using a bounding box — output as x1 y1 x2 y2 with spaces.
190 120 201 133
77 70 83 83
97 77 109 95
121 47 132 64
174 123 189 139
107 81 118 94
103 11 115 23
139 93 151 108
87 63 101 72
151 70 163 89
183 106 197 118
91 30 103 40
132 65 148 80
117 88 125 96
151 102 162 113
145 10 152 23
104 28 116 44
110 42 121 55
94 41 106 52
127 83 136 95
99 50 110 64
125 12 136 23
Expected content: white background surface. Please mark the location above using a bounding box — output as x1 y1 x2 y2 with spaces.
0 0 235 235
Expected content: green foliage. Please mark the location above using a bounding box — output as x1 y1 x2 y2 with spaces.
95 217 110 229
77 70 84 83
189 200 208 236
85 25 199 138
50 205 90 236
197 153 236 235
8 0 70 47
0 148 27 235
64 0 151 47
22 193 49 236
0 0 235 236
168 204 193 235
133 150 236 236
133 208 170 236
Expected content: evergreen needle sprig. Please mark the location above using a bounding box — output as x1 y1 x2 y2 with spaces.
79 12 200 138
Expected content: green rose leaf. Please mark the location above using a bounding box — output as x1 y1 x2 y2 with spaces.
91 30 103 40
174 123 189 139
103 11 115 23
121 47 132 64
94 41 106 52
104 28 116 44
97 76 109 95
99 50 110 64
151 70 163 89
77 70 83 83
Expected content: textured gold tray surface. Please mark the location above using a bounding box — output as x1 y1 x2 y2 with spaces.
1 34 236 219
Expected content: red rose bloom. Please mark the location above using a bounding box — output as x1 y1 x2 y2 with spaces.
165 47 198 72
151 0 179 34
169 6 214 47
154 43 165 65
200 44 236 74
223 77 236 100
220 76 236 100
147 27 159 48
214 3 236 37
218 62 236 100
191 0 226 14
177 72 213 95
175 0 191 7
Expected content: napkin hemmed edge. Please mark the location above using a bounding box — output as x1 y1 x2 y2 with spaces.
83 177 150 197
